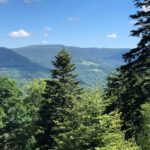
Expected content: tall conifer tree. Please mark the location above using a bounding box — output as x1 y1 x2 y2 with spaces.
105 0 150 140
35 48 82 150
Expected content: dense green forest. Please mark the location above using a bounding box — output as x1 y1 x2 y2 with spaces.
0 0 149 149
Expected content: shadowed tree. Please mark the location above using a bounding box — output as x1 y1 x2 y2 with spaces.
104 0 150 140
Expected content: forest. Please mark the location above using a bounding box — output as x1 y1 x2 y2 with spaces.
0 0 149 149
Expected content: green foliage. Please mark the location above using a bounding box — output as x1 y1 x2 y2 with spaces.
104 0 150 141
0 77 27 149
0 42 146 149
0 77 46 150
55 87 139 150
0 76 140 150
22 79 46 150
0 46 142 150
35 49 82 149
137 103 150 150
0 108 4 129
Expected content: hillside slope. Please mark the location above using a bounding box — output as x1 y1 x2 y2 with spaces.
13 45 129 85
0 47 48 79
0 45 129 85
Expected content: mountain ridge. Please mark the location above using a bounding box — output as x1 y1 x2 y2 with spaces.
0 47 49 79
0 45 129 85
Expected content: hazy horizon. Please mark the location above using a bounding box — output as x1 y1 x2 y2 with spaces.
1 44 132 50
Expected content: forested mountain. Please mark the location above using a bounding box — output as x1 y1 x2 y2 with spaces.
13 45 128 68
0 47 48 79
1 45 128 85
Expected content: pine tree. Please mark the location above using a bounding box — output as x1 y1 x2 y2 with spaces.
56 87 139 150
35 48 82 150
105 0 150 140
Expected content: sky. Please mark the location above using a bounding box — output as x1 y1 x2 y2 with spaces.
0 0 139 48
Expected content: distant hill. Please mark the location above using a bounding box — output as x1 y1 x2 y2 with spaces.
0 45 129 86
13 45 128 68
13 45 129 85
0 47 48 79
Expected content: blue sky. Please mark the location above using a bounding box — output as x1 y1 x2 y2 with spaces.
0 0 138 48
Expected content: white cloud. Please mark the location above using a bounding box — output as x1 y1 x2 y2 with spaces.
0 0 8 4
43 27 52 37
142 5 150 12
44 27 52 31
9 29 31 38
68 17 79 22
106 33 117 39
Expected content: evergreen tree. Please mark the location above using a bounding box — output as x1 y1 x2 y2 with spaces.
105 0 150 140
35 49 82 150
56 87 139 150
137 102 150 150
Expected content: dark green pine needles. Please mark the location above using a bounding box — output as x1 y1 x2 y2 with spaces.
35 48 82 150
105 0 150 140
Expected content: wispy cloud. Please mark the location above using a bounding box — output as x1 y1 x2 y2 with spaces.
106 33 117 39
67 16 79 22
9 29 31 38
23 0 42 4
0 0 43 4
0 0 8 4
43 27 52 37
42 27 51 44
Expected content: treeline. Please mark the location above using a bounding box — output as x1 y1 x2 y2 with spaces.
0 0 149 149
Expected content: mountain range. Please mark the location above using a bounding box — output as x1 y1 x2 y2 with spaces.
0 45 129 86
